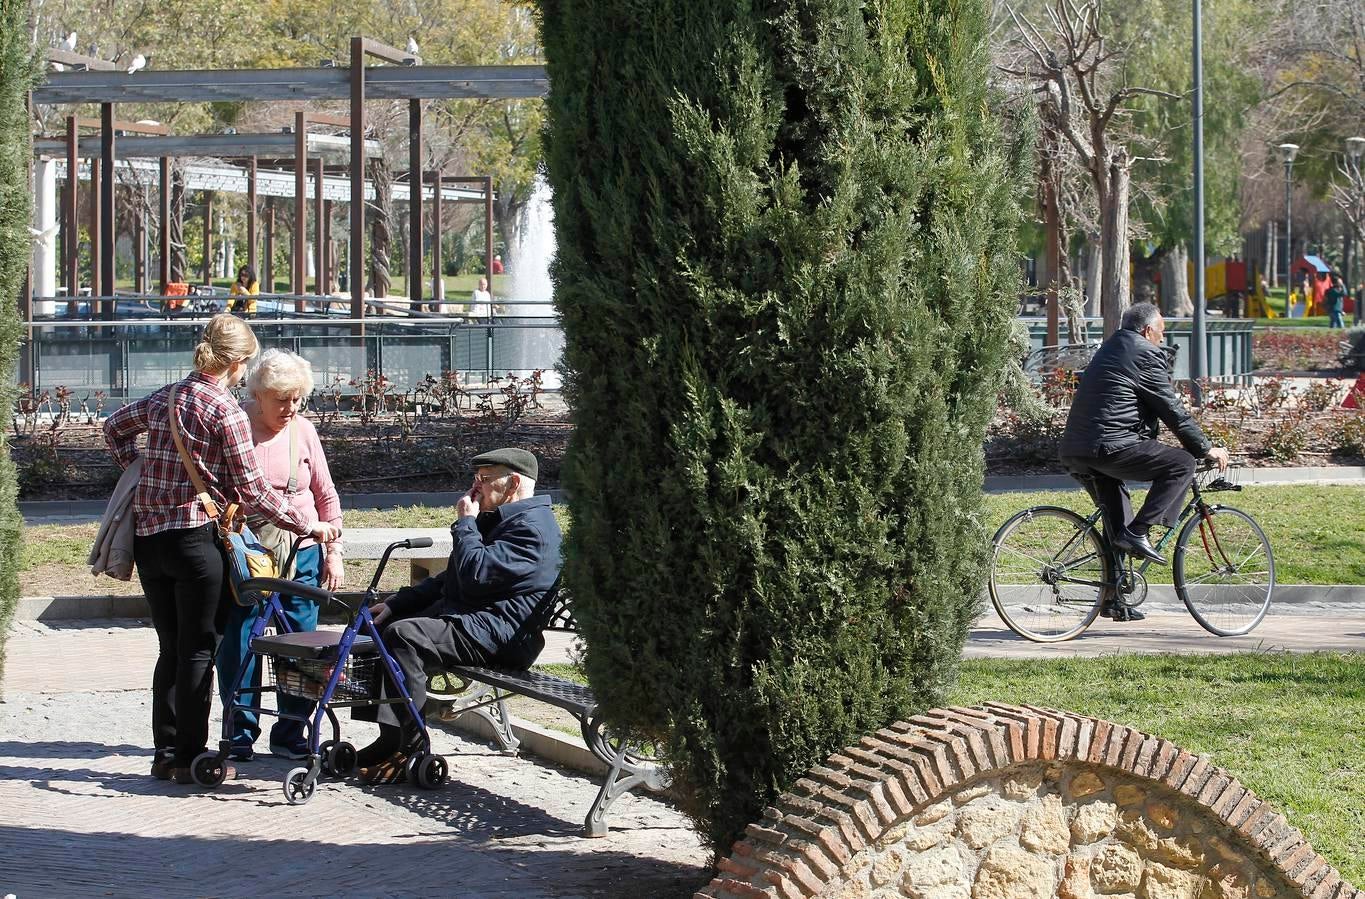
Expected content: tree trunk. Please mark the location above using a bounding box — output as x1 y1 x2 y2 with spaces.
1266 219 1277 287
1099 150 1132 337
368 161 392 298
1160 243 1193 316
168 164 186 282
1083 236 1102 317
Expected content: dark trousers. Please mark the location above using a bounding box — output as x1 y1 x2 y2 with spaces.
134 523 230 767
1062 441 1197 541
215 544 322 749
355 616 494 730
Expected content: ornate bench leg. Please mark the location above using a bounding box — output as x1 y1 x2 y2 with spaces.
581 713 671 838
445 684 520 754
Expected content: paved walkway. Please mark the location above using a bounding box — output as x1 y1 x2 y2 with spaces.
3 605 1363 898
0 622 709 899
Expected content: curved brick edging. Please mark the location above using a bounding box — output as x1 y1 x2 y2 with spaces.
696 704 1361 899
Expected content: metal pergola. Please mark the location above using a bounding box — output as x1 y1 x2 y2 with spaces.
30 38 548 329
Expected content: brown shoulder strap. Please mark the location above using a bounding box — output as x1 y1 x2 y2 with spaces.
168 386 221 521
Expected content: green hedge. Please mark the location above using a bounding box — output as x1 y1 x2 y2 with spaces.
538 0 1026 851
0 0 35 691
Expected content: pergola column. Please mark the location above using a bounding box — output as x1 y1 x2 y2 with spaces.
350 36 366 328
430 172 442 304
65 116 78 302
247 155 257 276
409 99 422 310
90 139 101 300
484 175 493 293
99 103 115 318
294 111 307 309
264 198 275 291
158 157 170 293
314 156 325 295
322 199 333 295
202 191 213 286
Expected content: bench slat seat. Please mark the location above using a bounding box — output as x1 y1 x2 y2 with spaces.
451 666 595 717
428 586 669 837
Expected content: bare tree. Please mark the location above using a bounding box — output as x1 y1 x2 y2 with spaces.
999 0 1178 335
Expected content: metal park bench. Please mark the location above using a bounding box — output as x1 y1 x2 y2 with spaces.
426 583 670 837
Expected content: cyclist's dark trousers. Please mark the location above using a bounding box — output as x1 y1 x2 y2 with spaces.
1062 441 1196 541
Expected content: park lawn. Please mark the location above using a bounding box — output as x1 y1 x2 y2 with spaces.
534 654 1364 884
16 488 1362 586
981 485 1365 585
948 653 1365 885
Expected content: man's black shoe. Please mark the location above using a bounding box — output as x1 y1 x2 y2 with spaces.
1111 531 1167 565
1101 603 1146 622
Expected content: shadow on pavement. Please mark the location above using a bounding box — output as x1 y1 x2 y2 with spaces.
0 824 712 898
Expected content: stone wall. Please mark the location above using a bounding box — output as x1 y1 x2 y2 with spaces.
696 704 1359 899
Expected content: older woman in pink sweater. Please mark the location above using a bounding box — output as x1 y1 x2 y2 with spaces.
215 348 344 762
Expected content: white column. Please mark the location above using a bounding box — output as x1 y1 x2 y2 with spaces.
33 158 58 315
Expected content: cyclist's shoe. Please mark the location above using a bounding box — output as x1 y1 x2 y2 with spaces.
1101 603 1146 622
1112 531 1167 565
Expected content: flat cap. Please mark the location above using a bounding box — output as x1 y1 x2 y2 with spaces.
470 447 538 481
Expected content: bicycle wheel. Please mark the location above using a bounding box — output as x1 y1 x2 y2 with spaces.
989 506 1109 642
1173 505 1275 636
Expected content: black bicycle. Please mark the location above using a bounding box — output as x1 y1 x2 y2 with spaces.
988 462 1274 642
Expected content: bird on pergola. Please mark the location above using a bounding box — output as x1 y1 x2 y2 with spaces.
127 53 147 74
59 30 76 51
406 37 419 55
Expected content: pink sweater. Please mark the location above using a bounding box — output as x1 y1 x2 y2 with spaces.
250 414 342 550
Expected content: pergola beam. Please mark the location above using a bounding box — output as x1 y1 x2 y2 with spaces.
34 132 383 159
32 64 547 106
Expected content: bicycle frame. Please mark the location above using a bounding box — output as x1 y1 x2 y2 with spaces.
1070 472 1238 593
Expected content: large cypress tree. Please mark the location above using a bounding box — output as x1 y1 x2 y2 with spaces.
538 0 1025 851
0 0 34 691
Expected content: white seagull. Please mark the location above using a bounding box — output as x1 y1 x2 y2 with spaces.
60 31 77 51
127 53 146 74
406 37 419 56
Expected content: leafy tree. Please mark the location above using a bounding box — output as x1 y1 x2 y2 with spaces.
539 0 1025 852
0 0 36 691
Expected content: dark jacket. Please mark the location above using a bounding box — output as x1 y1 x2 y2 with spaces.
386 494 562 667
1060 328 1211 459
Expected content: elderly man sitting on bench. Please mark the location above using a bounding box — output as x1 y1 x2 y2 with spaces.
354 447 562 784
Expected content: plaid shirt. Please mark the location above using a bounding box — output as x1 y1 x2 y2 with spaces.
104 370 310 538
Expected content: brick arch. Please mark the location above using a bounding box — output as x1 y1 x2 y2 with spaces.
696 704 1360 899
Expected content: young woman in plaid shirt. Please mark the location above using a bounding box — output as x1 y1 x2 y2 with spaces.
104 315 340 784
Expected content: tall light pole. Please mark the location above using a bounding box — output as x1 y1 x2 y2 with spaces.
1279 143 1299 301
1191 0 1206 394
1348 136 1365 324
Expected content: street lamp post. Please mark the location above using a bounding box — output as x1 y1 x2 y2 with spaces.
1279 143 1299 310
1348 136 1365 324
1191 0 1206 395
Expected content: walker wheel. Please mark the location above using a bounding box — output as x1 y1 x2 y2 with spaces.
416 753 448 790
404 751 425 785
191 751 227 788
323 741 357 777
283 766 316 805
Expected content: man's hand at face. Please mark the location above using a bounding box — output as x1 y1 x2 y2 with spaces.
457 486 480 519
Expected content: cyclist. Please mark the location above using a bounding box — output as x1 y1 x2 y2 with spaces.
1060 302 1229 620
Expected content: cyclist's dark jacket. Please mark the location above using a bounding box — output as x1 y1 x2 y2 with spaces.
1060 328 1211 458
384 495 562 666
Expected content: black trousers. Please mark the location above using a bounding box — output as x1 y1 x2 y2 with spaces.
356 616 494 730
133 523 231 767
1062 441 1197 541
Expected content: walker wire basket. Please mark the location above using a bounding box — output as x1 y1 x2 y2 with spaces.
270 653 378 702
